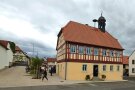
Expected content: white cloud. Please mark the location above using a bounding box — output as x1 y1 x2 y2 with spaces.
0 0 135 57
0 9 57 49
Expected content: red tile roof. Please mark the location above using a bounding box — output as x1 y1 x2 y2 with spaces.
123 56 129 64
60 21 123 50
15 46 22 51
47 58 57 62
0 40 9 49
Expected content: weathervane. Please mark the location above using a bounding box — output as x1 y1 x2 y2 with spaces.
101 10 103 16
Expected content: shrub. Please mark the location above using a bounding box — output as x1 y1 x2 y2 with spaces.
101 74 106 80
85 75 90 81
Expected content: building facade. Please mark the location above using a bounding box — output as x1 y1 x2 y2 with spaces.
47 58 57 73
129 51 135 76
123 56 129 76
47 58 57 67
0 40 14 69
13 46 30 65
56 15 124 81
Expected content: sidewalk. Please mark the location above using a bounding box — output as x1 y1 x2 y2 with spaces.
0 66 127 88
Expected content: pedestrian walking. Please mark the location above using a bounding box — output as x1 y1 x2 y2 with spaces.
49 67 53 76
41 68 48 81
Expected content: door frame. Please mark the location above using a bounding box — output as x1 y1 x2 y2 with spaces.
93 65 98 77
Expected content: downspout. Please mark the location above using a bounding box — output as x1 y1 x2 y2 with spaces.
65 42 68 80
65 60 67 80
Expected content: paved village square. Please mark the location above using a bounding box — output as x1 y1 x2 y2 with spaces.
1 0 135 90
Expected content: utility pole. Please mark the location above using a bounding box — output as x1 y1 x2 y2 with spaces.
37 50 38 57
33 43 35 57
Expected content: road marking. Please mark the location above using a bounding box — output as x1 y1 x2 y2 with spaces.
89 84 97 86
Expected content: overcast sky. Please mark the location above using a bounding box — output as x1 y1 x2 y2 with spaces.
0 0 134 58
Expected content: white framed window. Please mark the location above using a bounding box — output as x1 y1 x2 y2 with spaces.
82 64 87 71
110 65 113 71
102 49 106 56
117 65 120 71
103 65 106 71
86 47 91 55
132 60 135 64
132 68 135 73
94 48 98 55
116 51 120 57
79 46 84 54
110 50 114 57
70 45 76 53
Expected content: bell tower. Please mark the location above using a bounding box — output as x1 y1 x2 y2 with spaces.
98 13 106 32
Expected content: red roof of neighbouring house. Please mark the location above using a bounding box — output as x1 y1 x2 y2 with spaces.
15 46 22 51
58 21 123 50
0 40 9 49
47 58 57 62
123 56 129 64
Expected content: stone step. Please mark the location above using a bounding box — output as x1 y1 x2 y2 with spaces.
92 77 101 81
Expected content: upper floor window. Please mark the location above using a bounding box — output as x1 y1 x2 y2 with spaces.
94 48 99 56
79 46 84 54
70 45 76 53
102 49 106 56
110 50 114 57
110 65 113 71
82 64 87 71
116 51 120 57
132 60 135 64
86 47 91 55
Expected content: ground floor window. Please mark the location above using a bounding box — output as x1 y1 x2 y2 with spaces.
60 64 62 71
82 64 87 71
117 65 120 71
132 68 135 73
103 65 106 71
110 65 113 71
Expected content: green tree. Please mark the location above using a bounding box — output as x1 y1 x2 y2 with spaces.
30 57 43 79
9 42 16 53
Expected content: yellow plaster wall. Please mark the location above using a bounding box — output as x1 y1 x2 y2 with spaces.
57 62 66 79
66 62 93 80
98 64 123 80
57 62 123 81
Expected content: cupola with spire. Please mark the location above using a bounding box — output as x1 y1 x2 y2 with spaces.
98 13 106 32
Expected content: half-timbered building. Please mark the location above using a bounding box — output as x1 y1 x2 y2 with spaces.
56 15 124 80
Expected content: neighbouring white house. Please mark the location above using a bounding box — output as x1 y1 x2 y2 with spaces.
129 50 135 76
13 46 30 65
0 40 14 70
